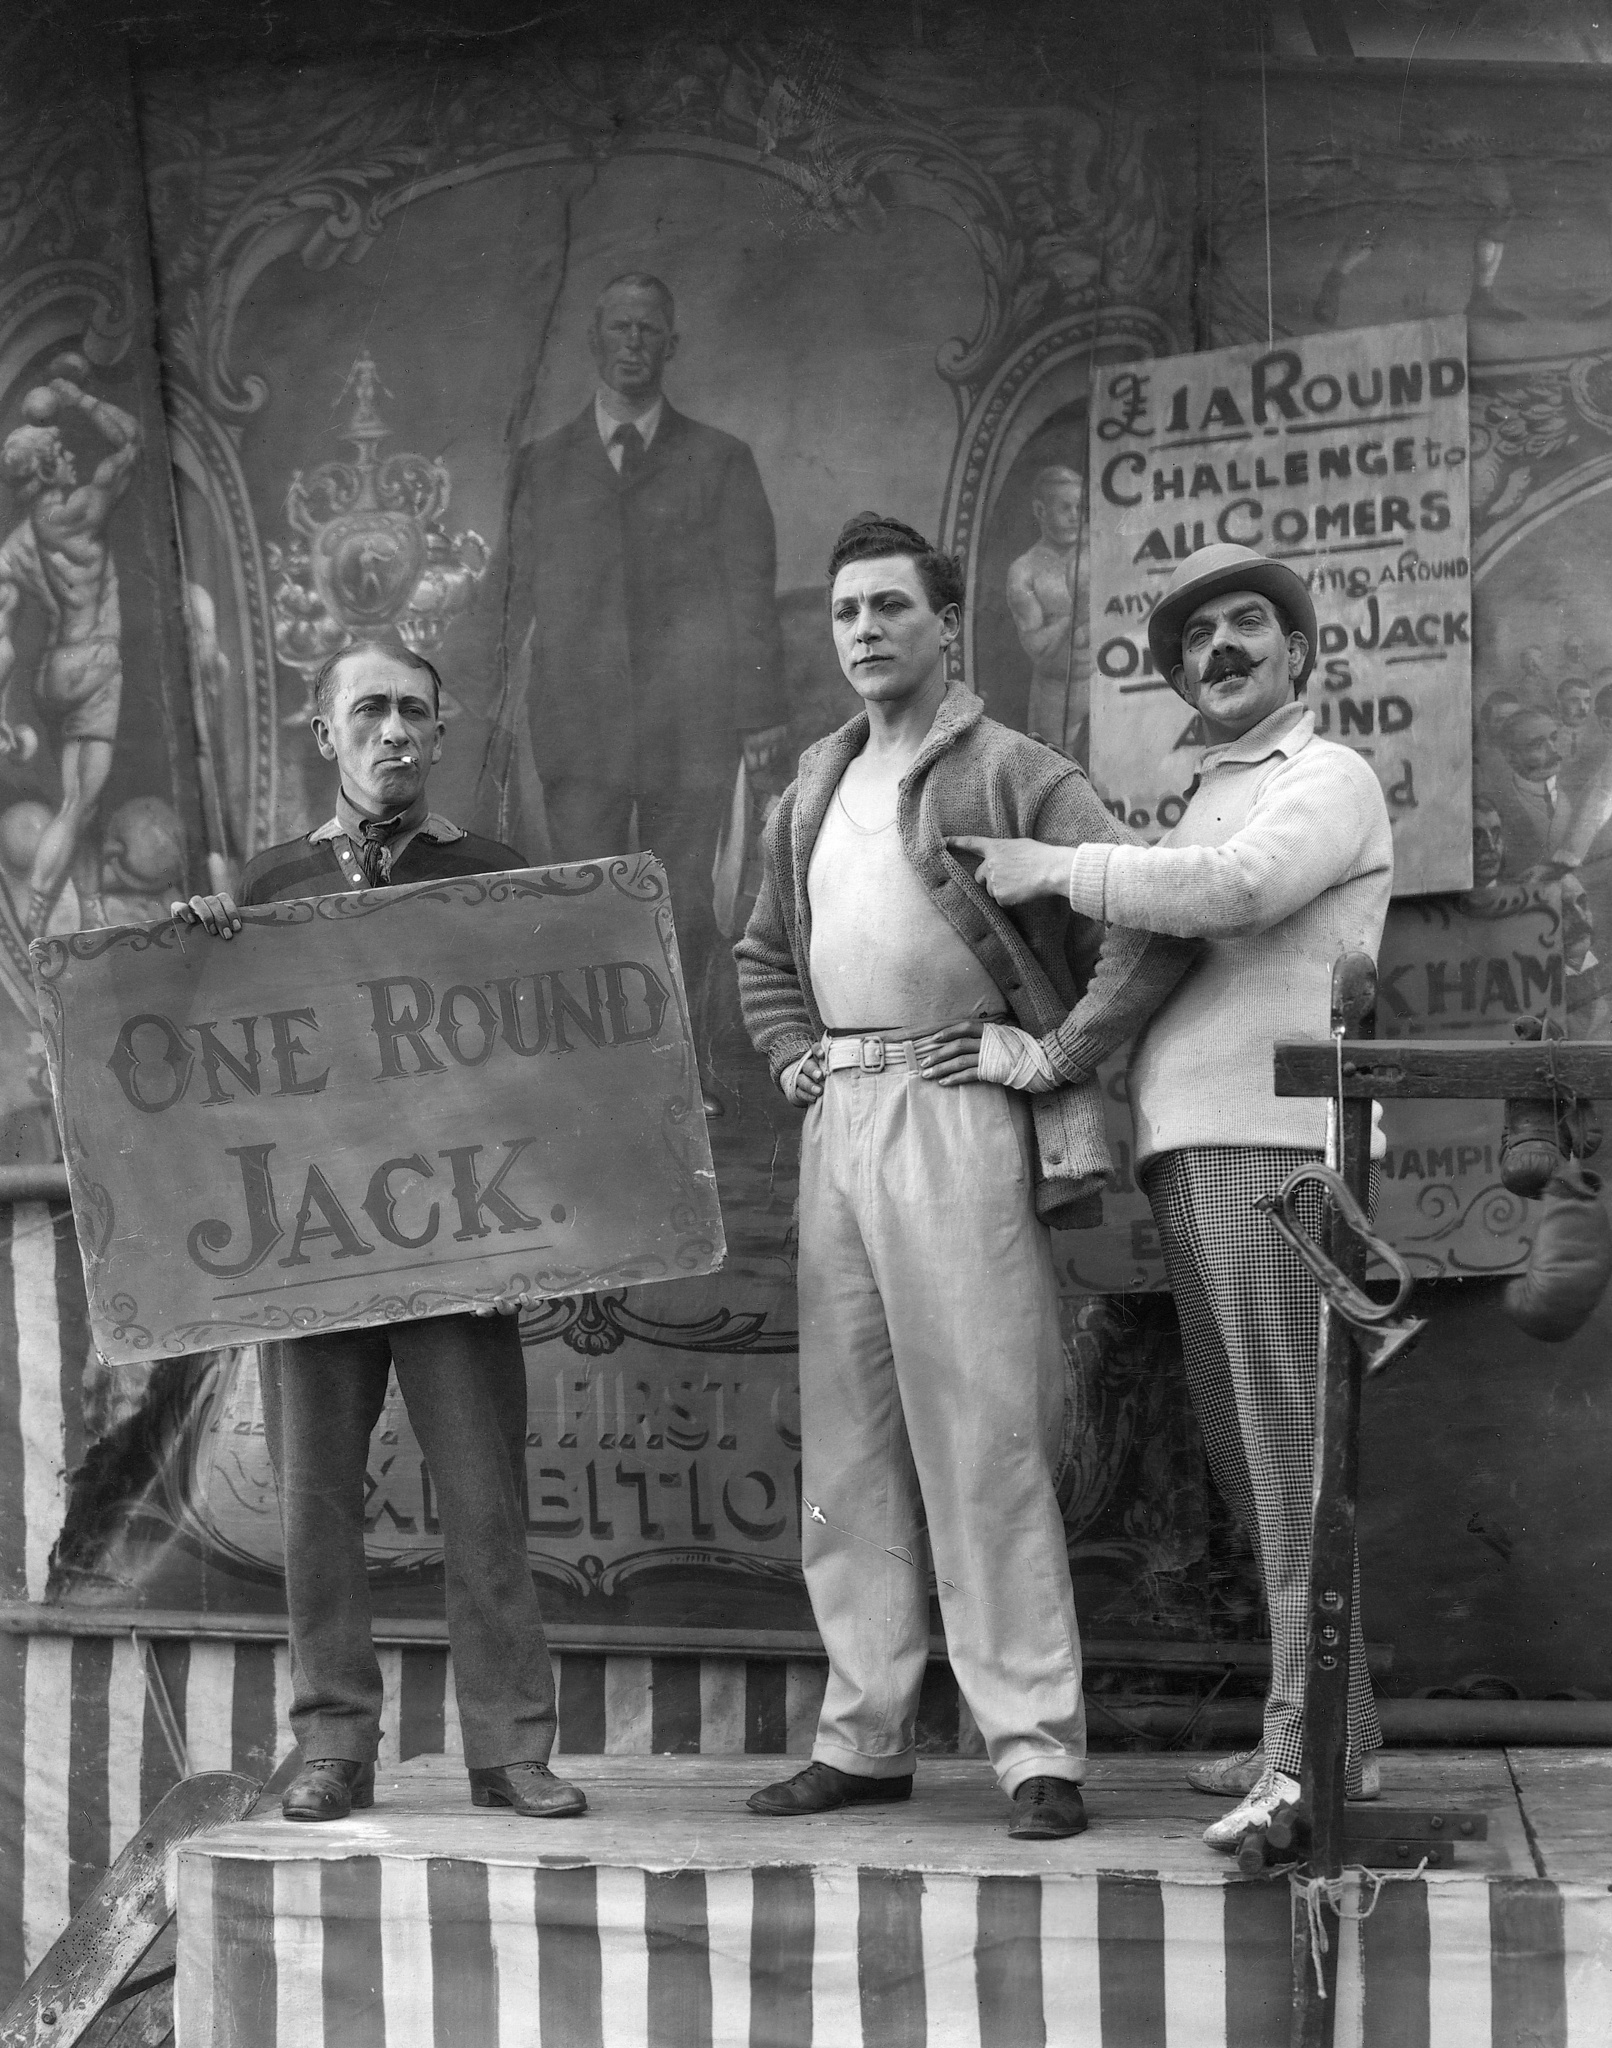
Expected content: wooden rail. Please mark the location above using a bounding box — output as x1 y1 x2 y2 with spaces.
1275 1039 1612 1100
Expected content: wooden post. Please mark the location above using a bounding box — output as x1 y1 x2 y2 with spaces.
1291 955 1377 2048
1269 1015 1612 2043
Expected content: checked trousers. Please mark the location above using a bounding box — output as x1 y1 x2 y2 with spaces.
1143 1146 1382 1779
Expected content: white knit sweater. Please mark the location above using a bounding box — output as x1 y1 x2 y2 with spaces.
1067 702 1393 1167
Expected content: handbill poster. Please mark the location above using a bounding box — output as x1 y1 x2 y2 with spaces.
1088 317 1473 896
32 856 724 1364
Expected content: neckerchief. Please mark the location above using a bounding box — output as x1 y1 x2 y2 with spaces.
335 787 428 889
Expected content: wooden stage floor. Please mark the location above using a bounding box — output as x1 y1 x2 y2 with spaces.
174 1752 1612 2045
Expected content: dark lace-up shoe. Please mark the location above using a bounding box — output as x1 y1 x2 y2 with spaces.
1008 1776 1088 1840
469 1762 587 1818
746 1760 914 1816
281 1758 375 1822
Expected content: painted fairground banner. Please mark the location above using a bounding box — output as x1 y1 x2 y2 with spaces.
0 44 205 1174
33 857 722 1363
38 38 1256 1639
1087 318 1474 896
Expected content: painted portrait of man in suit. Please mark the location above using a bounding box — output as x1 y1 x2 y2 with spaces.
479 272 787 1104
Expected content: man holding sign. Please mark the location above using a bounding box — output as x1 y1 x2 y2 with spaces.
172 637 586 1824
954 542 1393 1853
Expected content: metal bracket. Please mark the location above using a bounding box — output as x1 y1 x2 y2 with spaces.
1255 1163 1427 1375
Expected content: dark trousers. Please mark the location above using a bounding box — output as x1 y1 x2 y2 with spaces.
544 773 727 1051
260 1313 556 1768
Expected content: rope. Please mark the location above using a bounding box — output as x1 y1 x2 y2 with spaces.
1293 1860 1430 1998
1542 1020 1569 1129
1061 69 1120 756
132 1629 191 1781
1259 25 1275 347
1329 1022 1346 1171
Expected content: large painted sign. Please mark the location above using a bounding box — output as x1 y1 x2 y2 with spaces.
1088 317 1473 896
1373 882 1565 1277
33 856 723 1362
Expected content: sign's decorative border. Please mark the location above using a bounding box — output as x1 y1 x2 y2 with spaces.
33 856 722 1354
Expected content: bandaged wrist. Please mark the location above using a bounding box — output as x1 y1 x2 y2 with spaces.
977 1020 1060 1093
780 1050 812 1104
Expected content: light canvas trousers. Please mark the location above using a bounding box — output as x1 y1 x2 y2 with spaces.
797 1064 1086 1795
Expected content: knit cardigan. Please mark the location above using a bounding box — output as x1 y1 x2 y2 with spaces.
734 684 1198 1228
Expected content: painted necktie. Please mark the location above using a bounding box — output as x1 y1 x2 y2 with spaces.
612 421 645 480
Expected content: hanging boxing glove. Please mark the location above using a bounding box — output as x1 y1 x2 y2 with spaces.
1503 1163 1612 1342
1500 1094 1564 1197
1499 1079 1604 1193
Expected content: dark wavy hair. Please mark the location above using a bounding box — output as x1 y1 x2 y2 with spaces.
827 512 965 617
312 636 442 718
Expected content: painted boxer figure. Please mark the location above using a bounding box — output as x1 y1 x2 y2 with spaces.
736 513 1195 1838
172 637 585 1825
953 541 1394 1851
0 363 141 935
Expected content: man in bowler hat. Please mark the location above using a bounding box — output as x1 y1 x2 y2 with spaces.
953 542 1394 1852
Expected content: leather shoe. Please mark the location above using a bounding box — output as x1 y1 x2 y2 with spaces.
281 1758 375 1822
1008 1777 1088 1840
468 1762 587 1818
746 1760 913 1816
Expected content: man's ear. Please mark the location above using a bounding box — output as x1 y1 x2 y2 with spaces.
1288 632 1309 689
431 719 446 765
938 601 961 646
310 712 337 764
663 329 680 367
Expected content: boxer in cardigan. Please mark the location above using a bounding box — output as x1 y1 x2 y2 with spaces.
953 541 1394 1852
171 636 584 1824
735 513 1195 1838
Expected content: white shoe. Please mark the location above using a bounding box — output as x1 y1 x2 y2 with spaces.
1202 1767 1302 1853
1186 1746 1380 1801
1186 1746 1265 1796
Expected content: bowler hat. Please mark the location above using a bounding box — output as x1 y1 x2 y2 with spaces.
1146 542 1317 696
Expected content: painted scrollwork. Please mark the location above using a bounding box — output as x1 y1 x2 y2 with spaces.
521 1287 796 1357
143 44 1179 425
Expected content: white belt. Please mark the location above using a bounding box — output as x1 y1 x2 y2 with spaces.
818 1032 926 1076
